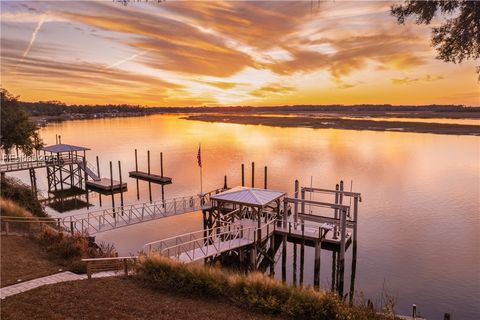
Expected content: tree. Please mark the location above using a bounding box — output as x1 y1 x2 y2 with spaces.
1 89 44 155
391 0 480 73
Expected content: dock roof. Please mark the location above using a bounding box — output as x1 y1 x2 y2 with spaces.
211 186 285 207
42 144 90 153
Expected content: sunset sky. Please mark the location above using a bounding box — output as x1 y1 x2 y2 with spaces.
1 0 479 106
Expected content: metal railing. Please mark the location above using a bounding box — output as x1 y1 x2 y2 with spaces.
62 188 225 235
0 155 85 173
145 218 278 263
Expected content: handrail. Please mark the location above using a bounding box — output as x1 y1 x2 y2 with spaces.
63 187 226 234
151 217 278 263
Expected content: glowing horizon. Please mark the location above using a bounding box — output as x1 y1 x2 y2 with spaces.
1 1 479 107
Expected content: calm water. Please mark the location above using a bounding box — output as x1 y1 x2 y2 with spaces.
9 115 480 319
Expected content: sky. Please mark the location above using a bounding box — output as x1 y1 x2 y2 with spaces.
1 0 479 107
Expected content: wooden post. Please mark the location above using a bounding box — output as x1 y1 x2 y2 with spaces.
223 175 227 189
300 229 305 286
87 262 92 280
293 243 297 286
281 234 287 282
251 162 255 188
264 166 267 189
314 239 321 289
59 164 64 191
338 209 347 296
301 188 305 214
147 150 151 175
123 258 128 277
241 163 245 187
55 134 58 145
110 161 115 216
294 180 299 223
58 135 61 144
334 184 339 239
444 313 451 320
96 156 100 178
353 196 359 243
412 304 417 319
160 152 164 177
134 149 138 172
118 161 124 209
282 198 288 227
109 161 113 191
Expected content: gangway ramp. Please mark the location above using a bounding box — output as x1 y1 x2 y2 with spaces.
145 218 277 263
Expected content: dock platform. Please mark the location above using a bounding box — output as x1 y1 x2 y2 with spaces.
129 171 172 184
86 178 127 192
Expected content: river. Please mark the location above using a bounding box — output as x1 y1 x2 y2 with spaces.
8 114 479 319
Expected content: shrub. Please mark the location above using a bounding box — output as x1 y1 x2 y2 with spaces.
136 254 387 320
1 177 45 217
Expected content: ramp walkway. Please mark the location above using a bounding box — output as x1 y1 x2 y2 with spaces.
145 218 276 263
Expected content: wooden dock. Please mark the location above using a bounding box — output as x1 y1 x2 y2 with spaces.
128 171 172 184
86 178 127 191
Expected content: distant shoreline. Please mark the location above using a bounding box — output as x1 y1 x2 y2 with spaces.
183 114 480 136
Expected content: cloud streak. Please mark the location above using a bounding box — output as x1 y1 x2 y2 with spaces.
17 12 47 68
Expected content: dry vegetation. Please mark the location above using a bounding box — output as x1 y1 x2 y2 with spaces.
1 235 62 287
136 254 391 320
0 277 281 320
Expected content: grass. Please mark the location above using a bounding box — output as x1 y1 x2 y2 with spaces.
1 196 117 274
1 235 62 288
0 277 280 320
136 254 391 320
1 177 46 217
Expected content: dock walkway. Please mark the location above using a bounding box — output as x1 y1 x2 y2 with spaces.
62 188 225 235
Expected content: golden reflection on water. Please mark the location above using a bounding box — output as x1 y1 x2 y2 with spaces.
33 114 479 319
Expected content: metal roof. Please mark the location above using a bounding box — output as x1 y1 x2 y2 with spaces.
42 144 90 153
211 186 285 207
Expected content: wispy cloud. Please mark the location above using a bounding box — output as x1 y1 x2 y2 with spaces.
104 49 151 70
16 12 47 68
392 75 444 85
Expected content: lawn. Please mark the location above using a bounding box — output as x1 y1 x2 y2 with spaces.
1 235 62 287
1 277 281 320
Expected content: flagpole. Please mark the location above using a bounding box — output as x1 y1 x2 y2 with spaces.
199 143 203 195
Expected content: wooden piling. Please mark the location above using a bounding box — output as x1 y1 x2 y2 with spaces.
264 166 267 189
134 149 138 172
118 161 124 209
314 239 321 289
281 234 287 282
241 163 245 187
160 152 164 177
96 156 100 177
293 243 297 286
251 162 255 188
294 180 299 223
147 150 151 175
110 161 115 216
224 175 227 189
334 184 339 239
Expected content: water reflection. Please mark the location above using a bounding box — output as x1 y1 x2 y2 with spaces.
5 114 478 319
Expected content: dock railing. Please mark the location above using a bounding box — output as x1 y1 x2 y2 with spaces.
62 187 226 235
145 218 277 263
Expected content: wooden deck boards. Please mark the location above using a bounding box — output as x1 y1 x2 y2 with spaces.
129 171 172 184
178 238 252 263
86 178 127 191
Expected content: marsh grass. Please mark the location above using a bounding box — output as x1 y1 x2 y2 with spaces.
136 254 391 320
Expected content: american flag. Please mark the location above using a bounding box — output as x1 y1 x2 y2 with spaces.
197 144 202 167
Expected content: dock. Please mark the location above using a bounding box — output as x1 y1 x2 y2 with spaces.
86 178 127 192
129 171 172 184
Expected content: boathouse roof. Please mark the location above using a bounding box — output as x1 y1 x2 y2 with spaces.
42 144 90 153
211 186 285 207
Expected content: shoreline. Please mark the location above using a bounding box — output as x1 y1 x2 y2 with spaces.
183 114 480 136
